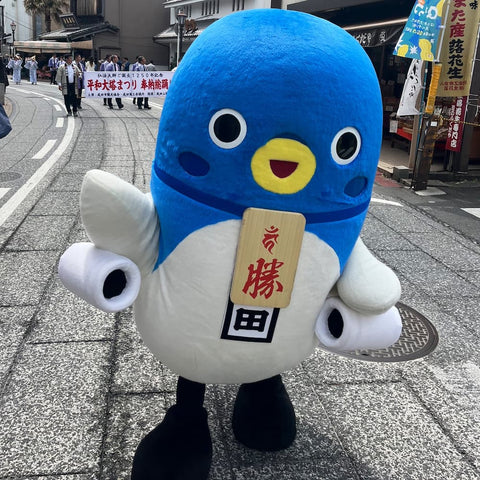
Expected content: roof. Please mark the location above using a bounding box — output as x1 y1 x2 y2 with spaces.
153 18 215 43
39 22 119 42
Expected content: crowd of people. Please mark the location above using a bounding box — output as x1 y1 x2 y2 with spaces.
1 53 158 117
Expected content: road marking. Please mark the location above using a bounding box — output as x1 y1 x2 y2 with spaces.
371 197 403 207
462 208 480 219
54 104 62 111
32 139 57 159
414 187 446 196
56 117 65 128
0 91 75 228
0 188 10 200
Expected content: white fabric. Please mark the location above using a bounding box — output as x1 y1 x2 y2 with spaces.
315 296 402 352
397 59 423 117
66 64 74 84
337 238 401 314
58 242 141 313
80 170 160 276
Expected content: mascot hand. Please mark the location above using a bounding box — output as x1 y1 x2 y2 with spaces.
58 242 141 313
315 296 402 352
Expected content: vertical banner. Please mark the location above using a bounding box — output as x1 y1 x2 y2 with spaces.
394 0 447 61
437 0 480 97
397 59 424 116
446 96 467 151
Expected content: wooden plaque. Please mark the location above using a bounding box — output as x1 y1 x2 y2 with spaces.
230 208 306 308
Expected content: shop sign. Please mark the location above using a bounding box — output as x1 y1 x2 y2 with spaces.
83 71 174 98
446 96 467 152
394 0 446 61
437 0 480 97
351 25 404 48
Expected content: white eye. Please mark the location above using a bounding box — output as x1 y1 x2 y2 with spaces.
331 127 361 165
209 109 247 149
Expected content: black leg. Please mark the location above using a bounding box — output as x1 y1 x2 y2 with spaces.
233 374 296 451
131 377 212 480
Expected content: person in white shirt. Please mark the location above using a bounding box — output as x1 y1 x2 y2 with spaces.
56 54 81 117
105 55 124 109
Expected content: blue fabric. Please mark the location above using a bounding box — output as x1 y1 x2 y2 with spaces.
151 9 383 271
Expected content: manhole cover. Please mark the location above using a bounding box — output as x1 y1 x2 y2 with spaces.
340 302 438 363
0 172 22 183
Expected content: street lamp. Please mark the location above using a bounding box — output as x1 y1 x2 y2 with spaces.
10 20 16 55
176 9 187 67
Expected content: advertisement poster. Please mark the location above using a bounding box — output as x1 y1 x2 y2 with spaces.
83 71 174 98
437 0 480 97
445 96 467 152
394 0 446 61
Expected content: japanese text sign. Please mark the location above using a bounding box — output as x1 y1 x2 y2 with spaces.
446 96 467 151
394 0 446 61
437 0 480 97
83 71 174 98
230 208 305 309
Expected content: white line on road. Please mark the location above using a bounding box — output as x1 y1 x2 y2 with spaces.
0 89 76 229
56 117 65 128
54 104 62 111
462 208 480 219
32 139 57 159
371 197 403 207
0 188 10 200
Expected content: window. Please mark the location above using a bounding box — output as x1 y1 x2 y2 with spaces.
232 0 244 11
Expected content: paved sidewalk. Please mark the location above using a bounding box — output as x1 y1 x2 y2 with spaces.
1 88 480 479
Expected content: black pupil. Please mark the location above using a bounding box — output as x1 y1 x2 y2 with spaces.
336 132 358 159
214 114 241 143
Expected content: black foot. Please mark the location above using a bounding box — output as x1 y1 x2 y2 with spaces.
131 404 212 480
232 375 296 451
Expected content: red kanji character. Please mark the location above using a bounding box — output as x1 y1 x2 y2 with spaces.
109 79 116 90
124 81 131 89
450 23 466 37
141 79 148 90
451 9 466 21
148 79 155 89
262 226 279 254
154 79 162 89
161 79 169 89
94 79 102 91
117 79 123 90
242 258 284 300
101 80 109 91
87 79 94 89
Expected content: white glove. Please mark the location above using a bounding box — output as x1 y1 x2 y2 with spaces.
315 296 402 352
58 242 141 313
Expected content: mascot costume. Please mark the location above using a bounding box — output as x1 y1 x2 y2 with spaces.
59 9 402 480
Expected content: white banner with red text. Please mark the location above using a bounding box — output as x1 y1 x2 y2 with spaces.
83 71 174 98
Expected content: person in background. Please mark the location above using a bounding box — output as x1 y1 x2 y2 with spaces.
48 53 58 84
133 56 151 110
0 56 10 94
8 55 23 85
26 56 38 85
99 54 111 106
122 57 130 72
105 55 124 110
132 55 140 104
146 59 156 71
74 54 85 109
56 54 81 117
85 56 96 72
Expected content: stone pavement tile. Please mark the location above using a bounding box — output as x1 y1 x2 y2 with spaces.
34 475 95 479
403 232 480 271
31 191 80 216
102 390 230 480
49 173 85 192
63 160 103 174
317 382 479 480
368 204 440 233
101 166 134 184
31 278 115 343
68 221 90 243
213 375 357 476
5 215 77 251
113 310 176 394
303 347 402 384
458 270 480 288
0 251 58 306
0 306 34 380
361 215 415 251
402 362 480 470
376 250 479 297
0 342 110 477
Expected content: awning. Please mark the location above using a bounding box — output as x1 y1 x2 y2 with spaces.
13 40 73 53
153 19 215 44
344 18 407 48
39 22 119 42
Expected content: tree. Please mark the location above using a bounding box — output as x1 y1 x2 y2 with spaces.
24 0 69 33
